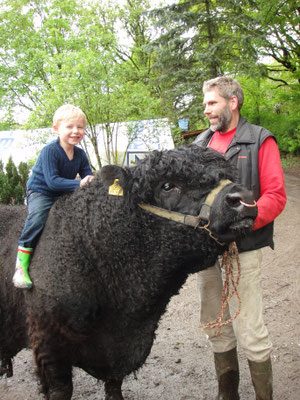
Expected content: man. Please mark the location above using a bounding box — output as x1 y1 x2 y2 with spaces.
193 77 287 400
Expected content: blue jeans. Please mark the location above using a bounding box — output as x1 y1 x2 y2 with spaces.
18 191 60 248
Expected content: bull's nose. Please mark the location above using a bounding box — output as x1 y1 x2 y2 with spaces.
225 192 244 209
226 192 257 218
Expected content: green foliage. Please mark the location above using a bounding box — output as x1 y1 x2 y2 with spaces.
14 183 26 205
0 174 11 204
0 157 30 205
252 0 300 83
0 0 298 158
0 0 163 169
6 157 20 189
281 154 300 169
148 0 262 130
18 161 31 191
147 0 299 143
239 73 300 154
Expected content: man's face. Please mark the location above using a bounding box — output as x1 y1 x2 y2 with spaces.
203 89 233 133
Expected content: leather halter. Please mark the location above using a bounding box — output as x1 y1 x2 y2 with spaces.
138 179 232 228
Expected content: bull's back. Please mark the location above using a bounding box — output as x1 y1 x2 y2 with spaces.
0 204 26 284
0 204 26 241
0 204 26 276
0 205 29 361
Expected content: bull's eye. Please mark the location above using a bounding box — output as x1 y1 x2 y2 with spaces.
162 182 175 191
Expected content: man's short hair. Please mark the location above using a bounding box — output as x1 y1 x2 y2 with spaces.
203 77 244 110
53 104 87 126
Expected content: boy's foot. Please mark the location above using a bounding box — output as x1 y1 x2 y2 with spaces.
13 246 33 289
12 267 33 289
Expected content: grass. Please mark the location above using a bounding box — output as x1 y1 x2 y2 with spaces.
280 154 300 169
281 154 300 177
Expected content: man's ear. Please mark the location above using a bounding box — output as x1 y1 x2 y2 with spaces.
231 95 239 111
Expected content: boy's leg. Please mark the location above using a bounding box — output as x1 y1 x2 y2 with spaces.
18 192 57 248
13 192 57 289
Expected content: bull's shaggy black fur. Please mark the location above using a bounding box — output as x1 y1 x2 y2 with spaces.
0 145 254 399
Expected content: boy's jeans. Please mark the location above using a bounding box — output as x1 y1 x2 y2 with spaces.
18 191 59 248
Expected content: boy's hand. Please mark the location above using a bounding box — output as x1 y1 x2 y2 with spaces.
80 175 94 187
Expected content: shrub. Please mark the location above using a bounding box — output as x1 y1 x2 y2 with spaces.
0 157 30 205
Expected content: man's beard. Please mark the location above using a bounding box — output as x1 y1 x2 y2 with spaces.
210 104 232 133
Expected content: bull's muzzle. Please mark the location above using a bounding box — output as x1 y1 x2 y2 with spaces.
225 192 258 219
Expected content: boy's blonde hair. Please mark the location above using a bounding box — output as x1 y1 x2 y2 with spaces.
53 104 87 126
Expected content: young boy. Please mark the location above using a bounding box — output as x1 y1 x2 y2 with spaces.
12 104 94 289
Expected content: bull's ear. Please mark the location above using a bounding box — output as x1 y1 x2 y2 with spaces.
100 165 129 195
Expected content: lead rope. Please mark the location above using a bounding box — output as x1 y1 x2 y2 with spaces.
202 241 241 335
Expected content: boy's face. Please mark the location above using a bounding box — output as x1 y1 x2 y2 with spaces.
53 116 86 148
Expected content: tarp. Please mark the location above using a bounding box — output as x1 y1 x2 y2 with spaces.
0 128 53 166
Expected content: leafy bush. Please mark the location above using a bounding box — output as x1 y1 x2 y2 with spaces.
0 157 30 205
239 74 300 155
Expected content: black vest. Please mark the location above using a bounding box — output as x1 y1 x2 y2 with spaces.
193 116 275 252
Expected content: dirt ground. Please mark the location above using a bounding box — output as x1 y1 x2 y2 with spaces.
0 170 299 400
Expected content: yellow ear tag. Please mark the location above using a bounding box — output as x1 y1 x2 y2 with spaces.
108 179 124 196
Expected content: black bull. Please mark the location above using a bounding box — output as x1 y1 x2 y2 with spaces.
0 146 257 399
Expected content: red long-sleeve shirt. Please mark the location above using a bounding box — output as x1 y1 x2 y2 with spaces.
209 130 287 231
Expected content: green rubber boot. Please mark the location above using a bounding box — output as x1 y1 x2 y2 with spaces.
214 347 240 400
248 358 273 400
12 246 33 289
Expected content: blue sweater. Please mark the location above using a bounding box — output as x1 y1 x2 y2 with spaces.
27 138 93 197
